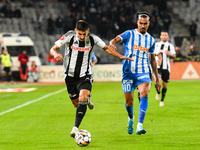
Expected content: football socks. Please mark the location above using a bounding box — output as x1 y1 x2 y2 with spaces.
138 97 148 124
75 101 87 128
125 103 133 119
161 87 167 102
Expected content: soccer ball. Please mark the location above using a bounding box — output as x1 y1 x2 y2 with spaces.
74 130 92 146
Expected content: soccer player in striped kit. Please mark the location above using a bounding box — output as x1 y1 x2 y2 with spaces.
154 30 176 106
109 12 161 135
50 20 133 138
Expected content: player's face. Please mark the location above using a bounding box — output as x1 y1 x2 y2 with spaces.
75 28 89 42
160 32 169 42
2 49 7 54
137 17 150 34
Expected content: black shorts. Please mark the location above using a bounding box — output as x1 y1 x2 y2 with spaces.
3 67 11 73
158 69 170 83
65 75 93 100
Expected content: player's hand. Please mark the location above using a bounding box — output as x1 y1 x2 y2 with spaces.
109 44 117 51
155 79 161 92
163 50 169 55
54 54 63 63
119 56 134 61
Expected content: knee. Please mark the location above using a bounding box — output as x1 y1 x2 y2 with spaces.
126 98 133 107
140 90 149 97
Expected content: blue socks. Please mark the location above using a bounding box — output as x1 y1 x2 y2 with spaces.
138 97 148 124
125 103 133 119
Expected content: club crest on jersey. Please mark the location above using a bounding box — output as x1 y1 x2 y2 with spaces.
133 45 149 52
71 46 92 51
60 36 65 40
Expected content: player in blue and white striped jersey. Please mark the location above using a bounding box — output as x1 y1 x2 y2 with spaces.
110 12 161 135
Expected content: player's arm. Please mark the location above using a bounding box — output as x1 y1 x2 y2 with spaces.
164 50 176 59
157 53 162 66
91 58 97 67
103 45 133 61
109 36 122 51
50 44 63 63
151 53 161 92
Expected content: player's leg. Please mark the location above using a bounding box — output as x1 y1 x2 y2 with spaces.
160 70 169 106
8 68 13 84
122 74 135 134
155 69 161 101
65 76 80 137
160 81 167 106
136 81 151 135
71 76 92 138
124 92 134 134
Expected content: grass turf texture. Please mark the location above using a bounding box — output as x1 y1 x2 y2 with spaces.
0 81 200 150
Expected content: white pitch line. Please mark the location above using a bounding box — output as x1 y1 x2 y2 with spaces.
0 88 66 116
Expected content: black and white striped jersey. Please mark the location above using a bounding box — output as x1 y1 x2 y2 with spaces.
155 41 175 72
55 30 106 78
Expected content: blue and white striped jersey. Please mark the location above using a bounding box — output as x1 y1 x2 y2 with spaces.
118 29 155 74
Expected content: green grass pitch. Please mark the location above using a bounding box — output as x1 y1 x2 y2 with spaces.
0 81 200 150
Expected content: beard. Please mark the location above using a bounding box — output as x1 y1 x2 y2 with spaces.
140 28 146 34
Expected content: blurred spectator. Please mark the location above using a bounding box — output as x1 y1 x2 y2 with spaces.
0 48 13 84
158 17 165 34
174 46 186 62
189 20 197 44
32 11 43 33
55 13 64 34
27 61 39 82
46 51 57 65
13 6 22 18
1 3 12 18
47 14 55 35
63 12 74 32
99 17 108 38
18 50 29 81
162 11 171 32
187 45 199 61
22 0 35 7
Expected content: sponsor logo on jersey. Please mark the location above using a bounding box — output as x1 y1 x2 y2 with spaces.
133 45 149 52
71 46 92 51
60 36 65 40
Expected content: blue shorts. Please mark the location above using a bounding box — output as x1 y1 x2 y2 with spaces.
122 73 151 93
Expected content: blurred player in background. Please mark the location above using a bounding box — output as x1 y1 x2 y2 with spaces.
50 20 133 138
18 50 29 81
154 30 176 106
109 12 161 135
0 48 13 84
91 52 98 67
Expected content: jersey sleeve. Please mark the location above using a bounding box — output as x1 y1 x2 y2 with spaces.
117 30 131 44
149 38 155 54
93 34 106 48
154 42 160 55
170 44 176 55
55 30 73 48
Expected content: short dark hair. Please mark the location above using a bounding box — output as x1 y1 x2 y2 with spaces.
161 30 168 33
76 20 89 31
137 11 151 20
